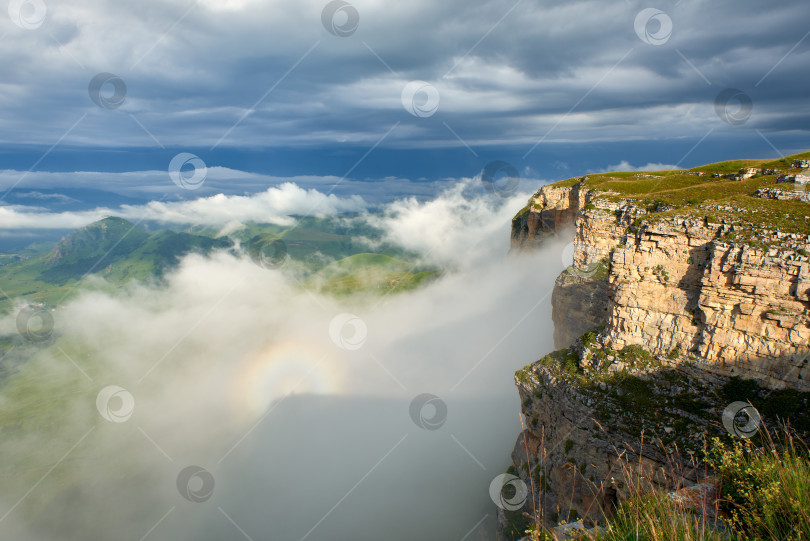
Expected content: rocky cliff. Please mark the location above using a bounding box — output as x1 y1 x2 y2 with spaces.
498 154 810 539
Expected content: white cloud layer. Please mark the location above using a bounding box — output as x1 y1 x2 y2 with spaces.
368 180 532 267
0 182 367 230
0 165 547 230
0 186 567 539
0 183 366 228
120 182 368 225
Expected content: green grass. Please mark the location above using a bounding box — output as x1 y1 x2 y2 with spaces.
690 158 768 174
0 335 176 536
308 253 441 296
514 334 810 541
524 150 810 237
0 256 77 306
593 491 727 541
0 339 98 525
315 253 414 279
515 428 810 541
0 218 233 309
760 150 810 170
590 429 810 541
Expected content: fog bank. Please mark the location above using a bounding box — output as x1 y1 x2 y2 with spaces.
0 184 572 540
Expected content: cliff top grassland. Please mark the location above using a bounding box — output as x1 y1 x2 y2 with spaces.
515 151 810 239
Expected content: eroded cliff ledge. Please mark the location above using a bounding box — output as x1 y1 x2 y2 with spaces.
499 153 810 539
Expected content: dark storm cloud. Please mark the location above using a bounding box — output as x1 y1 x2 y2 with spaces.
0 0 808 151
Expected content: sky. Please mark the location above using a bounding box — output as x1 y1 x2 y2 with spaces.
1 0 809 211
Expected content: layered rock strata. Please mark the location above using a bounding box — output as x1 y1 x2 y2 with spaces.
512 182 810 389
498 180 810 539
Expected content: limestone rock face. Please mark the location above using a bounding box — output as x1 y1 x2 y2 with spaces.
510 182 810 388
608 225 810 390
551 271 608 349
511 184 586 251
505 355 718 534
499 181 810 539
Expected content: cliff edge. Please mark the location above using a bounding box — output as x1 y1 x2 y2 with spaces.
499 153 810 539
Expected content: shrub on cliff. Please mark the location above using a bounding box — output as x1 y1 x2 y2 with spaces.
708 429 810 541
590 427 810 541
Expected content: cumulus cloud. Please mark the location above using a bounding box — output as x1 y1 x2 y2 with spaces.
367 180 532 267
0 187 568 540
117 182 368 225
0 183 364 229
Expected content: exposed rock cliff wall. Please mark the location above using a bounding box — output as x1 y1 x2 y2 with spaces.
511 182 810 389
499 173 810 538
511 184 586 251
508 353 718 531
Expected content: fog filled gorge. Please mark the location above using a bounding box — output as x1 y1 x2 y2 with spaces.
0 187 569 540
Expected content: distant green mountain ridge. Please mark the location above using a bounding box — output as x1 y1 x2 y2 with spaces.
41 217 233 283
0 215 440 308
0 217 234 307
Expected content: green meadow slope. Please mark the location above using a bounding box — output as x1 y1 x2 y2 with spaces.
0 215 439 308
516 150 810 241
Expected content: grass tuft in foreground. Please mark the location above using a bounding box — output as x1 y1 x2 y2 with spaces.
591 427 810 541
594 492 726 541
515 426 810 541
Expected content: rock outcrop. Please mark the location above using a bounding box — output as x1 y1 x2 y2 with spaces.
499 169 810 539
511 184 585 251
551 270 608 349
511 181 810 388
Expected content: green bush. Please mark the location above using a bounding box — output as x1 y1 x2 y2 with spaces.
565 439 574 454
595 429 810 541
722 376 761 401
708 430 810 540
503 508 533 539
